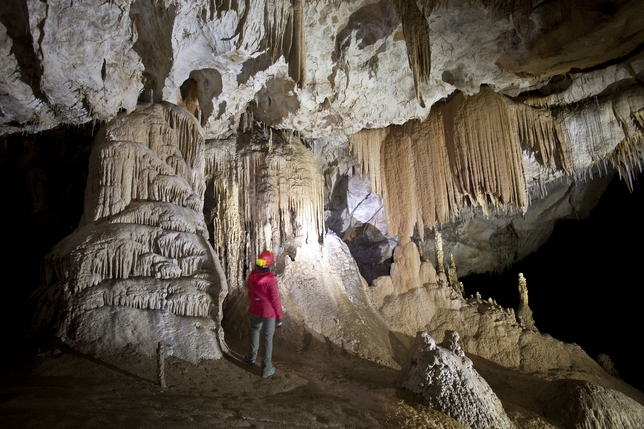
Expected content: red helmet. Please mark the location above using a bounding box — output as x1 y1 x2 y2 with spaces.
256 250 274 267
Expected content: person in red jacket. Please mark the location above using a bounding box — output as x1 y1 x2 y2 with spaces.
244 250 283 378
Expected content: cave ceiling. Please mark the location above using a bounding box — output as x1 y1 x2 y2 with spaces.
1 0 644 277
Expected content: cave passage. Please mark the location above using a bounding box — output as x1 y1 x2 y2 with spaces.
463 175 644 391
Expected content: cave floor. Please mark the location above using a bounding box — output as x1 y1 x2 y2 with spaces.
0 336 468 429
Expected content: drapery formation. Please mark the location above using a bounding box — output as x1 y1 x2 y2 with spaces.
351 87 573 239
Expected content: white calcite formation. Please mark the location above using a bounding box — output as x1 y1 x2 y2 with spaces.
516 273 536 331
2 2 644 274
32 103 227 363
1 1 642 139
278 232 398 367
398 331 514 429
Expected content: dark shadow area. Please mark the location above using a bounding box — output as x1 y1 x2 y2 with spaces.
47 339 155 384
463 175 644 392
0 0 46 102
0 125 93 365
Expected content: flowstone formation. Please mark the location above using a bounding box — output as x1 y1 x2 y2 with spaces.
398 331 514 429
32 103 227 363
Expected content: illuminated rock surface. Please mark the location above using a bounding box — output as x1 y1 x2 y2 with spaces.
398 331 514 429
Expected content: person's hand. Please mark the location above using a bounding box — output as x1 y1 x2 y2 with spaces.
277 318 283 327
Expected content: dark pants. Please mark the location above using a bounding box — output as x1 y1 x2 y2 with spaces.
246 315 276 376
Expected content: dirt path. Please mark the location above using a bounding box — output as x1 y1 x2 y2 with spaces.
0 335 467 429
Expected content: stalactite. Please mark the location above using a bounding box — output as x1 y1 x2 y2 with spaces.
393 0 431 107
349 128 388 197
440 88 528 213
351 87 551 240
74 278 213 319
609 135 644 191
257 0 305 88
156 231 205 259
515 104 570 173
178 255 206 276
551 85 644 188
108 203 208 237
208 126 324 294
287 0 305 88
607 99 644 190
162 103 204 171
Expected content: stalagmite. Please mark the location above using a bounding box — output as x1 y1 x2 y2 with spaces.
516 273 536 331
536 379 644 428
434 229 445 279
157 341 167 389
31 103 227 363
597 354 621 378
398 331 515 429
447 254 463 296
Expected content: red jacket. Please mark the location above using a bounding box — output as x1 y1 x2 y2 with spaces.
247 268 283 320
